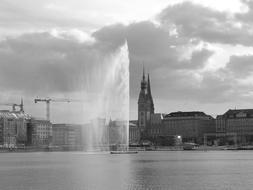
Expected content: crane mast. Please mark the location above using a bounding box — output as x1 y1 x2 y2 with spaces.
34 98 51 121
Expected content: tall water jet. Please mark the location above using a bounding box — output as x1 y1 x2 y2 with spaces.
82 42 129 151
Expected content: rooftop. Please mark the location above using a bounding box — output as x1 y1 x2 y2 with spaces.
164 111 211 118
0 110 31 120
222 109 253 118
224 109 253 115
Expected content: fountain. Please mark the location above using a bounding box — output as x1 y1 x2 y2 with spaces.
81 42 131 152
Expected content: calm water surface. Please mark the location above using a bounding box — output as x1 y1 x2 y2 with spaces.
0 151 253 190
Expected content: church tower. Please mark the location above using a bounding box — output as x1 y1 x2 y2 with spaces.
146 74 154 121
138 67 147 129
138 67 154 132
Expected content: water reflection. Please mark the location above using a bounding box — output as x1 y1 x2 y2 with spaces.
1 151 253 190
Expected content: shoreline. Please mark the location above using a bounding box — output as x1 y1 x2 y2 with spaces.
1 145 253 153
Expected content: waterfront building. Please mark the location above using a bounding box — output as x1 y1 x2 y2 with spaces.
129 120 140 145
216 115 226 133
216 109 253 145
108 120 127 146
91 118 109 148
146 113 164 137
0 110 31 148
137 70 215 145
80 118 109 151
162 111 215 144
0 109 53 148
28 118 52 146
52 124 83 150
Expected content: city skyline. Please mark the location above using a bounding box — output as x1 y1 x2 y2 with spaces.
1 0 253 123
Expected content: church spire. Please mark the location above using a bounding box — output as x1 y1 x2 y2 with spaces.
138 68 155 131
147 74 151 95
147 73 154 113
20 98 24 112
142 64 145 81
140 64 147 91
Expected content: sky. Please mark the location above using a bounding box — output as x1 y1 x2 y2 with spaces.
1 0 253 122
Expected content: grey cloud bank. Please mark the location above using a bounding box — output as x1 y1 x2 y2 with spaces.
1 1 253 121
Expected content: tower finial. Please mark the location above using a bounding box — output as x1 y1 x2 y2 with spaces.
20 98 24 112
142 63 145 80
147 73 154 113
147 73 151 95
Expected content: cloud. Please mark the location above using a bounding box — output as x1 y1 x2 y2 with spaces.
158 1 253 46
3 0 253 121
0 31 115 95
0 19 215 104
0 0 103 37
92 24 127 52
224 55 253 77
88 2 253 107
180 48 214 69
236 0 253 23
125 22 215 102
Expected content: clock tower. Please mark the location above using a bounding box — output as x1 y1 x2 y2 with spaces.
138 67 154 137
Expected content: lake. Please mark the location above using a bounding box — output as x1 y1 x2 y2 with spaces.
0 151 253 190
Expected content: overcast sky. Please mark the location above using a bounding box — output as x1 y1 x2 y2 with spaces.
1 0 253 122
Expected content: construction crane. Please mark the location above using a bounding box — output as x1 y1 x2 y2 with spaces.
0 99 24 112
34 98 81 121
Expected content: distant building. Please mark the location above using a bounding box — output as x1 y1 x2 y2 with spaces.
52 124 83 150
91 118 109 148
0 109 54 148
216 115 226 133
80 118 109 151
216 109 253 145
0 110 31 148
129 120 140 145
162 111 215 144
28 118 52 146
136 70 215 145
146 113 164 137
108 120 127 146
